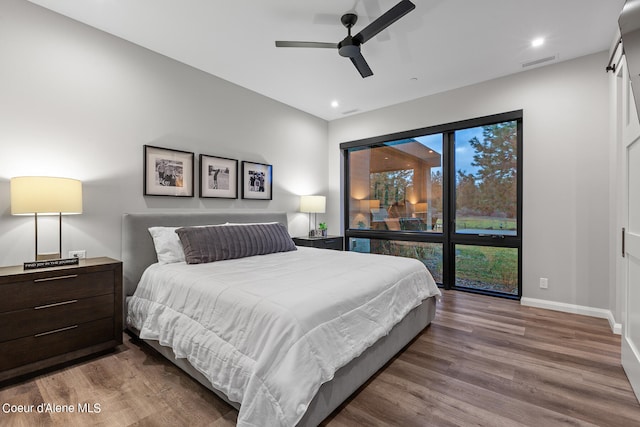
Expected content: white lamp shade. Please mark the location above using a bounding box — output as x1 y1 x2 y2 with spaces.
11 176 83 215
300 195 326 213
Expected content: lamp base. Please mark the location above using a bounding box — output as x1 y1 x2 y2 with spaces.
36 252 61 261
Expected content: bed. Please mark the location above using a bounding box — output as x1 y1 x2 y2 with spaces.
122 211 440 426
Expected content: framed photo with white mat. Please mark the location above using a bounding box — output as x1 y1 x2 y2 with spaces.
241 161 272 200
199 154 238 199
144 145 194 197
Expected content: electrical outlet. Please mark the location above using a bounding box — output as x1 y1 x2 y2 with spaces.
539 277 549 289
69 250 86 259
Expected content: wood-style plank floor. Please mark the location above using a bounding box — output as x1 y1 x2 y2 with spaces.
1 290 639 426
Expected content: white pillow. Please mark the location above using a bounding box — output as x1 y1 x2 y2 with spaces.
148 226 185 264
148 223 279 264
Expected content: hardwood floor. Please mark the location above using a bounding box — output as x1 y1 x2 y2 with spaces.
1 290 638 426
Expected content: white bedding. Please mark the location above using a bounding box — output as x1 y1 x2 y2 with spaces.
127 246 440 427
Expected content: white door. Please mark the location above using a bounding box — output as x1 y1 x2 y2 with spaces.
620 55 640 401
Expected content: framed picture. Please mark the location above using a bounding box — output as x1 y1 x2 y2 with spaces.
144 145 194 197
241 161 272 200
199 154 238 199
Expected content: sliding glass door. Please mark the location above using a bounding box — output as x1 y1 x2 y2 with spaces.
342 111 522 298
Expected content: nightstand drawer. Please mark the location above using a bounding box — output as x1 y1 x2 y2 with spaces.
0 294 114 343
314 237 343 250
0 270 114 312
0 317 114 371
293 236 344 251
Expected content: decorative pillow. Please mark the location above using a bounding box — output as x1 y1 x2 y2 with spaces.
148 226 186 264
175 222 296 264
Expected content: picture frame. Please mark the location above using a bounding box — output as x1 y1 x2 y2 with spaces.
241 161 273 200
199 154 238 199
144 145 194 197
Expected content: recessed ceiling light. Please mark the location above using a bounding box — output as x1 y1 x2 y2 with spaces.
331 100 339 108
531 37 544 48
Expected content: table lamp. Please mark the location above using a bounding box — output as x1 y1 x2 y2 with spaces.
10 176 83 261
300 195 326 237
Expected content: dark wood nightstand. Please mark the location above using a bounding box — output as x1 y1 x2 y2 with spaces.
0 257 122 382
292 236 344 251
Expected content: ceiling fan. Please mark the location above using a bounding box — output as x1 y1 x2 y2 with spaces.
275 0 415 78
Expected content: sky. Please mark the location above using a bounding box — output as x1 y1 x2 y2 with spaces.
414 126 484 177
454 127 483 176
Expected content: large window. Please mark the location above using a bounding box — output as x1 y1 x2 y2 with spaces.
342 111 522 298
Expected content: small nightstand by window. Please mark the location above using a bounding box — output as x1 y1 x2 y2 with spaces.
292 236 344 251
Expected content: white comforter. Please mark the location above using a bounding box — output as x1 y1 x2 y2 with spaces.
127 247 440 427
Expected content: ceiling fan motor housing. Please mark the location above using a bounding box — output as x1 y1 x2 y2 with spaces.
338 37 361 58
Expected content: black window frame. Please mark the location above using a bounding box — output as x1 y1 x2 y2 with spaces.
341 110 523 299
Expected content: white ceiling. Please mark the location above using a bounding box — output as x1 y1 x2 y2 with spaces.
28 0 625 121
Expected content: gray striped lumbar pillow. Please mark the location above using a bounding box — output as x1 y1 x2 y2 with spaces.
175 222 296 264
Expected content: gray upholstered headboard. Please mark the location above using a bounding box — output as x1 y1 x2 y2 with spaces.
121 211 289 297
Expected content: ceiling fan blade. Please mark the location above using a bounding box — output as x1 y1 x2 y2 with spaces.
353 0 415 45
363 0 390 42
350 52 374 78
275 41 337 49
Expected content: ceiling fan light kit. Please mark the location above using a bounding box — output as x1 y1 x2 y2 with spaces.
275 0 415 78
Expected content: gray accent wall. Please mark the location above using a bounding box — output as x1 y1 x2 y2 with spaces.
0 0 328 266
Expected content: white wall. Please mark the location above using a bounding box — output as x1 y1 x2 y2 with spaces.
0 0 328 267
328 52 612 311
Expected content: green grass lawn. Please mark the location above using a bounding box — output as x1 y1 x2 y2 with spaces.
455 245 518 294
355 238 518 296
455 216 516 231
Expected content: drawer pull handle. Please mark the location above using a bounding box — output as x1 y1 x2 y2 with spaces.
34 274 78 283
35 325 78 337
34 300 78 310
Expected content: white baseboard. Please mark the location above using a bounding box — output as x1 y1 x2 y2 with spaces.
520 297 622 335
